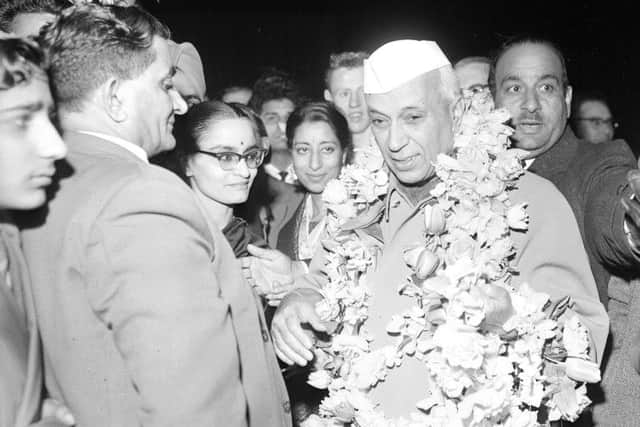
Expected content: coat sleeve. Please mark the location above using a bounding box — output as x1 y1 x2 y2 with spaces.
513 174 610 365
583 140 640 275
84 174 247 427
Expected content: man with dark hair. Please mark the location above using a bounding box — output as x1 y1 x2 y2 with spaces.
20 4 291 426
491 36 640 426
571 90 619 145
0 0 67 37
323 50 382 166
249 67 301 183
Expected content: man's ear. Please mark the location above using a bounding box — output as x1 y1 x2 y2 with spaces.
102 78 127 123
323 89 333 102
565 85 573 119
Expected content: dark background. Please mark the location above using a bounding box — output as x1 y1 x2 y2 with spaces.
141 0 639 154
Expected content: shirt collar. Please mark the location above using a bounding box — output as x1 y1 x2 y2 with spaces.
383 175 435 222
523 158 535 170
76 130 149 164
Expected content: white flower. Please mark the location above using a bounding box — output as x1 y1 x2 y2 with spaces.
323 179 348 205
506 203 529 230
547 380 591 422
349 349 388 390
565 357 601 383
433 322 485 370
563 315 591 357
308 369 333 389
423 204 447 235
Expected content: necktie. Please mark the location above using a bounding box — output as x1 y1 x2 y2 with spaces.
279 171 288 181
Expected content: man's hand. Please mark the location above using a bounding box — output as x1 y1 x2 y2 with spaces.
271 288 327 366
245 244 297 304
473 284 514 333
622 170 640 251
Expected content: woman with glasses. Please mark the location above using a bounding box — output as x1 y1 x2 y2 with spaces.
170 100 300 305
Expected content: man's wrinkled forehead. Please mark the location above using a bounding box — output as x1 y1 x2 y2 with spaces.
496 42 565 85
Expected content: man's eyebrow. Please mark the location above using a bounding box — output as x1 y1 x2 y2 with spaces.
499 75 522 85
368 107 388 117
538 74 561 84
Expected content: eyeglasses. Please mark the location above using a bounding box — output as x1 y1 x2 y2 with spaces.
196 148 268 170
574 117 619 129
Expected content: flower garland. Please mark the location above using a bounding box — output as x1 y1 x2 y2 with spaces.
304 92 601 427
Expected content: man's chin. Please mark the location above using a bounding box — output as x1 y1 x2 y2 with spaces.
511 133 547 152
349 122 370 135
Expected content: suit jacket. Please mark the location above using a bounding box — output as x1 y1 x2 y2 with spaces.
591 277 640 426
0 217 42 427
20 132 291 427
529 127 640 304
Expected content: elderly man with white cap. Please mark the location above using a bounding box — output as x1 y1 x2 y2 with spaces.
271 39 608 421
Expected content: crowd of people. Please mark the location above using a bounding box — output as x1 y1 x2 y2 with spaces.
1 1 639 426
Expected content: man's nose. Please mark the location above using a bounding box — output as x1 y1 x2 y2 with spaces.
387 122 408 152
38 119 67 160
172 89 188 115
349 93 362 108
522 89 540 112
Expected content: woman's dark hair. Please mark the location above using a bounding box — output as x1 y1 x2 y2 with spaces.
169 100 266 183
285 100 353 161
0 36 48 91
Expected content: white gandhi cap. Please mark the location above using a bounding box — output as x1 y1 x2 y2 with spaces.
363 39 451 94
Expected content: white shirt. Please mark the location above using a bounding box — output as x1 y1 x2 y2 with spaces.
524 158 535 170
77 130 149 164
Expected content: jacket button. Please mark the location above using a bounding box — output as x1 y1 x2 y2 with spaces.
283 401 291 413
261 328 269 342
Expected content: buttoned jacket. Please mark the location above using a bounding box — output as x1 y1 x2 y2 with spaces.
20 132 292 427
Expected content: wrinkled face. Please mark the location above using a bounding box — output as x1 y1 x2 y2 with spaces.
291 121 345 194
121 36 188 156
260 98 295 151
325 66 370 134
574 100 615 144
187 118 259 205
454 61 490 93
222 88 252 105
10 12 55 37
367 72 454 186
494 43 572 159
0 77 66 209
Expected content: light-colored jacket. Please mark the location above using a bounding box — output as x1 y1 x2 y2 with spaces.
0 219 42 427
20 132 292 427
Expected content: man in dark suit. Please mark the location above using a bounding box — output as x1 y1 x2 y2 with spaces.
491 36 640 426
20 4 291 426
